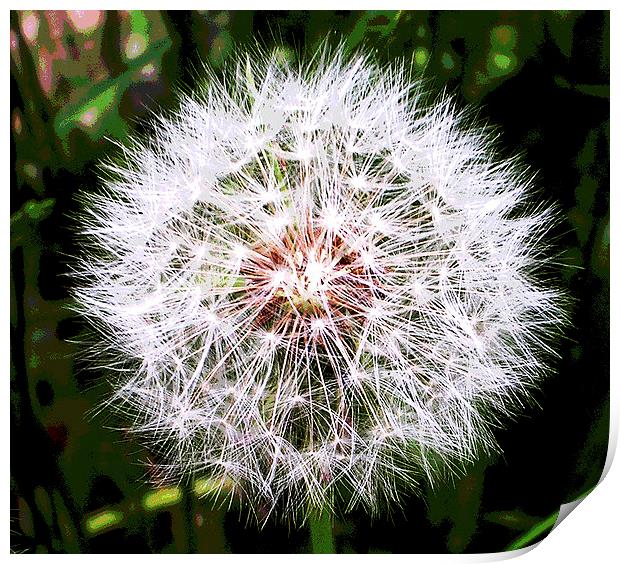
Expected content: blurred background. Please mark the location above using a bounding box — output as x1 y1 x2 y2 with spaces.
10 10 609 554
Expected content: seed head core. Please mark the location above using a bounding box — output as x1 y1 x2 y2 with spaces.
240 221 375 338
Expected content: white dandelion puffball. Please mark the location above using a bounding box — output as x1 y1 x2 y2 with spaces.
74 48 566 522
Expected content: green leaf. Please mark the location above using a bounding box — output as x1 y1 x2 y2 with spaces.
505 486 598 551
85 510 124 535
505 510 559 550
141 486 182 511
546 11 580 58
485 510 540 531
11 198 56 248
53 36 172 146
345 11 402 53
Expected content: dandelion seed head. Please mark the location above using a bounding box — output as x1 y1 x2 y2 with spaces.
73 46 567 523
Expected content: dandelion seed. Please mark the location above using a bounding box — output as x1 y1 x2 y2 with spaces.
72 46 567 523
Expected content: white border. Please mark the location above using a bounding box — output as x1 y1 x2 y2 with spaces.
4 4 615 561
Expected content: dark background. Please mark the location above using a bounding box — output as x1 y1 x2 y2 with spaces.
10 10 609 553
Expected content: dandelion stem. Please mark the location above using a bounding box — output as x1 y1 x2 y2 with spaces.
309 511 335 553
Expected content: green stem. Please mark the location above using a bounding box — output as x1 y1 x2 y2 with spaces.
309 511 335 553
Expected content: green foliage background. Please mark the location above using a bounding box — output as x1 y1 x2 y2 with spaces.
10 10 609 554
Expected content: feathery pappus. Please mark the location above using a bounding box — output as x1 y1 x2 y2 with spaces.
72 46 567 523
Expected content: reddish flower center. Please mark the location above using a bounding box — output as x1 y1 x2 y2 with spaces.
239 222 374 338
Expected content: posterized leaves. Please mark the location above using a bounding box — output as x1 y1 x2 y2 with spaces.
546 11 581 59
53 35 172 152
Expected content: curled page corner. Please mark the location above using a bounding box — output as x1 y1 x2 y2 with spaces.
552 422 616 533
552 497 585 531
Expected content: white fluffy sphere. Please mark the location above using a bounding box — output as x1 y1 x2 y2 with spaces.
73 48 566 522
